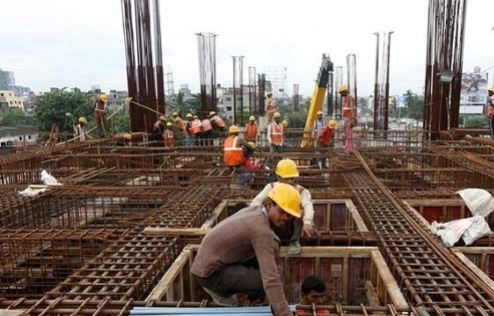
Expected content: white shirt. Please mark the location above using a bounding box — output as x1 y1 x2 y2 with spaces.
75 124 87 142
250 182 314 226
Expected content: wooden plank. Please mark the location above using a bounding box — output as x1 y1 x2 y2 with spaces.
143 227 207 236
453 250 494 292
146 247 193 302
345 200 369 232
200 200 228 230
342 257 349 303
365 280 381 307
453 247 494 254
405 199 464 207
279 247 375 258
370 250 408 310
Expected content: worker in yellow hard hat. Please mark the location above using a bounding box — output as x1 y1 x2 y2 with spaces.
191 182 300 314
244 115 258 142
313 110 325 146
264 91 278 123
75 117 89 142
487 87 494 139
151 115 167 145
266 111 284 168
93 94 108 138
164 122 174 147
317 118 338 168
236 141 262 187
338 84 356 154
172 112 185 130
250 158 315 255
224 125 249 167
185 113 200 146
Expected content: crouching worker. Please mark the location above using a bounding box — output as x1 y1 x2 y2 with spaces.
237 141 263 186
296 276 329 316
191 183 300 316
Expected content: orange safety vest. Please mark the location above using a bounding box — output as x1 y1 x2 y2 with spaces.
202 119 213 132
191 119 202 135
342 95 354 121
176 117 185 129
244 123 258 141
212 116 225 128
269 122 283 145
164 129 174 147
224 135 245 166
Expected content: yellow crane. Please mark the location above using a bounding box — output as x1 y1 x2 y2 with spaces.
301 54 333 147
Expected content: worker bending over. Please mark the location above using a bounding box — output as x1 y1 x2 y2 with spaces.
192 183 301 316
152 115 166 144
250 158 315 255
317 118 337 168
224 125 249 168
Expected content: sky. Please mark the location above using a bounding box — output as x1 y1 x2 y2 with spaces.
1 0 493 97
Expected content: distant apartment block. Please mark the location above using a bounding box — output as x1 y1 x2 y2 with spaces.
0 90 24 111
107 90 128 111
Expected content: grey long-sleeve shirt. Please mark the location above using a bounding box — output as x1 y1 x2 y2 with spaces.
191 206 290 316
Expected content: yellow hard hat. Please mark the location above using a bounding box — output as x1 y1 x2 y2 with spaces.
273 112 281 119
209 111 216 116
268 183 302 218
78 117 87 124
245 141 257 151
172 112 178 117
123 133 132 140
489 87 494 94
338 84 349 94
193 115 199 119
317 110 324 116
328 119 338 129
174 118 181 123
249 115 256 121
276 158 299 178
159 115 166 121
266 91 273 97
166 122 173 127
229 125 240 134
282 120 288 128
99 95 108 102
186 113 193 119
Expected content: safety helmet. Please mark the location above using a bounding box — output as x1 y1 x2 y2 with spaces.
166 122 173 127
78 117 87 124
246 141 257 151
99 95 108 102
317 110 324 116
193 115 199 119
209 111 216 117
267 183 302 218
266 91 273 97
172 112 178 117
123 133 132 140
282 120 288 128
273 112 281 119
249 115 256 121
186 113 193 119
159 115 166 121
276 158 299 178
338 84 349 94
328 118 338 129
489 87 494 94
229 125 240 134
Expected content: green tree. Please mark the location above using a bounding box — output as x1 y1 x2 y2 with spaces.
0 108 25 125
34 88 93 132
464 116 488 128
403 90 424 120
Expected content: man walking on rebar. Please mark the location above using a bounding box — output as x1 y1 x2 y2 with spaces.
338 85 356 154
93 95 108 138
486 87 494 139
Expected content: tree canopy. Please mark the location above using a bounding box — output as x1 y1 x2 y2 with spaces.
34 88 93 132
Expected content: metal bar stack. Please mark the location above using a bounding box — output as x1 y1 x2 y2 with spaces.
197 33 218 118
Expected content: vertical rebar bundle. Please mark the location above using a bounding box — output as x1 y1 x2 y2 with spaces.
424 0 467 139
373 32 393 130
196 33 217 118
346 54 358 120
293 83 300 112
121 0 166 132
333 66 344 119
258 74 266 115
231 56 244 124
248 67 257 115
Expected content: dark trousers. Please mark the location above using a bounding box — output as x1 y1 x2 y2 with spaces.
489 116 494 139
194 263 265 301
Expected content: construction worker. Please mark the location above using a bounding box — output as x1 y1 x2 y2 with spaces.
164 122 174 147
339 84 356 154
224 125 248 167
266 112 284 168
185 113 198 146
191 183 301 316
296 276 329 316
209 111 226 131
172 112 185 130
264 91 278 123
237 142 262 186
486 87 494 139
152 115 166 144
74 117 89 142
250 158 315 255
317 118 337 168
313 111 325 144
93 94 108 138
202 115 214 146
244 115 259 142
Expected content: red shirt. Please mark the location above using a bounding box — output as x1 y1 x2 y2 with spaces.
318 127 335 145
